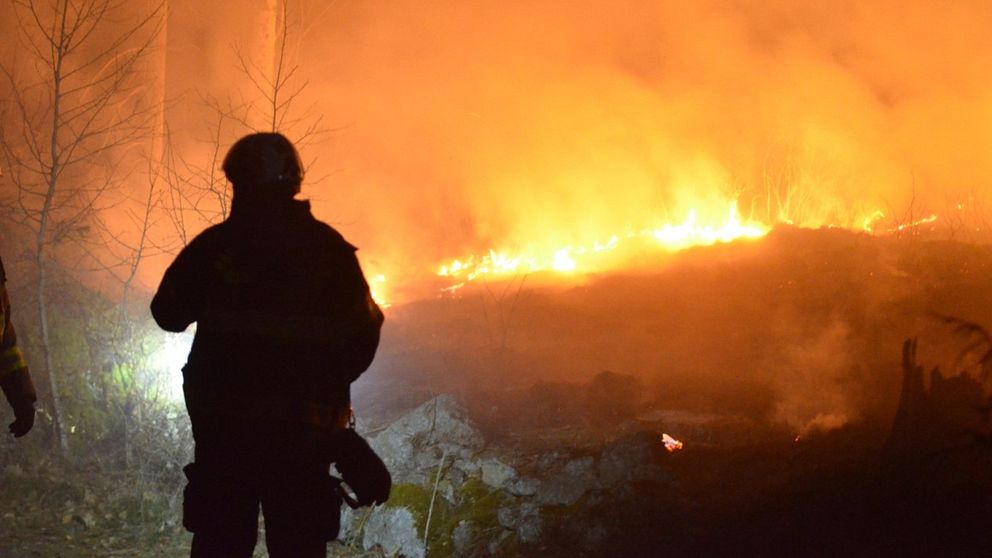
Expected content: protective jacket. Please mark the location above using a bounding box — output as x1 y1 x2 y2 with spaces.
0 256 35 418
150 199 383 426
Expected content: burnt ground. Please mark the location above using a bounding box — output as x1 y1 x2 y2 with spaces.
438 396 992 558
360 225 992 429
555 423 992 558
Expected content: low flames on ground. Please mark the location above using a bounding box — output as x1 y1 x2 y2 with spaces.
367 199 944 305
437 201 769 284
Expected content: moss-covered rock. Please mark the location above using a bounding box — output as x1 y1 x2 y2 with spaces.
351 475 513 558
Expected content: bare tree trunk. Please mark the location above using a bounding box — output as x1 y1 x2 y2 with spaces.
37 248 68 453
258 0 284 131
2 0 164 456
38 2 71 453
260 0 280 95
123 394 133 468
153 0 169 165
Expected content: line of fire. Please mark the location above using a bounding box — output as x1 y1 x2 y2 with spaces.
1 1 991 556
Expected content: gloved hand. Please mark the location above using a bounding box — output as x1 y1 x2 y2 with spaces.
9 404 34 437
2 368 37 438
332 429 391 507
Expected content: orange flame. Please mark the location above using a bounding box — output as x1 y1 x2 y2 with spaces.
662 433 684 453
437 200 770 283
368 274 391 308
376 196 953 304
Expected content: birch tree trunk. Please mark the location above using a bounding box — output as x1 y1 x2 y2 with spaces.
0 0 164 456
38 2 71 453
257 0 284 131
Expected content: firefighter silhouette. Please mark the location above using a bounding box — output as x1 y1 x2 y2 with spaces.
0 255 36 438
152 133 388 558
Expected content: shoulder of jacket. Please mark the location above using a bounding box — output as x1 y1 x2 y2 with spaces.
184 222 232 251
165 225 232 271
314 221 358 253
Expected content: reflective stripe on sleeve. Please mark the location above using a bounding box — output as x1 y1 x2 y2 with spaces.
0 346 28 375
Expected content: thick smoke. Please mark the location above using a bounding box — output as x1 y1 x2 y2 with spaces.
282 0 992 289
768 318 856 434
120 0 992 296
6 0 990 295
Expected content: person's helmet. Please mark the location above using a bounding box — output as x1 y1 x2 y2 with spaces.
222 132 303 198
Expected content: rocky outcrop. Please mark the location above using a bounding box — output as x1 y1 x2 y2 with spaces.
367 394 486 486
340 394 675 556
357 507 424 558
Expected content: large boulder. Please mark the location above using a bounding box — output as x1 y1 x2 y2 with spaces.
348 395 674 556
344 395 489 557
367 394 486 486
